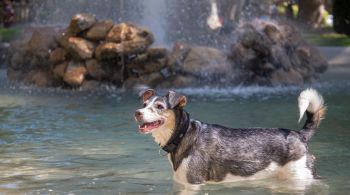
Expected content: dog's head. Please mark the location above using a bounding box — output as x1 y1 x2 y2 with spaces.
134 89 187 134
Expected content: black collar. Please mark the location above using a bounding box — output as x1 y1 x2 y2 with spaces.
162 111 190 153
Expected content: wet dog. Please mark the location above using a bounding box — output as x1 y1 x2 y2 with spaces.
134 89 326 187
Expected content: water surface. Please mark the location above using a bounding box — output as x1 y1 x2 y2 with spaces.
0 70 350 194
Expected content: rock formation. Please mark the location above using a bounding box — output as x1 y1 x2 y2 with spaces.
6 14 328 89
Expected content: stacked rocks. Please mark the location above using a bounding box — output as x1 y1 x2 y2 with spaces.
8 13 166 88
7 15 328 89
229 20 328 85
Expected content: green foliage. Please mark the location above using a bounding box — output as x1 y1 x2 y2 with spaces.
0 27 21 42
303 33 350 46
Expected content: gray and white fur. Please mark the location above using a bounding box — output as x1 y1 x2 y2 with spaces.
134 88 326 186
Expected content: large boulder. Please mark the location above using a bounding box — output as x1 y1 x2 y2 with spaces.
85 59 107 80
95 42 120 60
49 48 66 65
63 61 87 86
168 43 235 82
229 20 328 85
86 19 114 41
68 13 97 35
26 27 58 56
53 62 68 80
67 37 95 60
106 23 154 55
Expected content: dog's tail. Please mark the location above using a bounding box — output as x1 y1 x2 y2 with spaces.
298 88 326 142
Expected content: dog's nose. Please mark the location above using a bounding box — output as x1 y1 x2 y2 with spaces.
135 110 143 121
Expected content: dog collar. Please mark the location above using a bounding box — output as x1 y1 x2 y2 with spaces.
162 111 190 153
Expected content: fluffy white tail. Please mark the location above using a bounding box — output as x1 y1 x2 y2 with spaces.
298 88 326 141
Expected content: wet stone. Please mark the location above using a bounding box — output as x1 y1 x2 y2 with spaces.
63 61 87 86
68 13 97 34
86 19 114 41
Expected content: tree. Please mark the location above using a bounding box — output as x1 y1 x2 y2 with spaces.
333 0 350 35
298 0 325 29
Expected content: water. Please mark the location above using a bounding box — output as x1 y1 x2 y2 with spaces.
0 67 350 194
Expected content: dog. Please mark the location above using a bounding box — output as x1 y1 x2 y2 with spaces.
134 88 326 187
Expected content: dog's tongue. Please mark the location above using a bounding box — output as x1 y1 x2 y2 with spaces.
139 121 159 132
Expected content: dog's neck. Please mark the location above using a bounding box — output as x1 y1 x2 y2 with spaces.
151 109 189 150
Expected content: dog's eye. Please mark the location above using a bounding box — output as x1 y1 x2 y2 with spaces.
156 104 164 110
143 103 147 108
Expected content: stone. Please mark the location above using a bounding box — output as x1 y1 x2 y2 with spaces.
129 60 164 75
172 75 196 87
167 42 191 68
123 72 163 88
81 80 100 90
7 68 23 81
53 62 68 79
181 46 233 78
95 42 120 59
263 23 283 44
86 19 114 41
270 68 304 85
67 37 95 59
57 30 74 49
106 23 134 43
63 61 87 86
68 13 97 34
146 48 168 59
49 48 66 65
85 59 107 80
31 70 53 87
106 23 154 54
26 27 58 58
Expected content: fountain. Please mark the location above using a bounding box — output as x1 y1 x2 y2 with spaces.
5 0 327 90
1 1 349 195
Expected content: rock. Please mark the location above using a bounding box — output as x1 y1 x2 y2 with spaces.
167 42 191 70
95 42 120 59
67 37 95 59
106 23 134 43
85 59 107 80
57 30 74 49
53 62 68 80
270 45 292 70
128 60 164 75
7 68 23 81
172 75 196 87
270 68 304 85
86 19 114 41
68 13 97 34
81 80 100 90
123 72 163 89
106 23 154 54
263 23 283 44
49 48 66 65
26 27 58 58
31 70 53 87
63 61 87 86
146 48 168 59
181 46 233 78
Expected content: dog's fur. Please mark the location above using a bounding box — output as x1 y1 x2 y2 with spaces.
134 88 326 186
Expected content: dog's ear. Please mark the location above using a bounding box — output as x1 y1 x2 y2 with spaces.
167 90 187 109
140 89 156 102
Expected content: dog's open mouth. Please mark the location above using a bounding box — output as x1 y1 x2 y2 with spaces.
139 119 164 133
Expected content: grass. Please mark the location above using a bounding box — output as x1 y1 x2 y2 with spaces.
0 27 21 42
303 32 350 47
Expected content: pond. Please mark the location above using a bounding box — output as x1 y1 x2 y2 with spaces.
0 68 350 195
